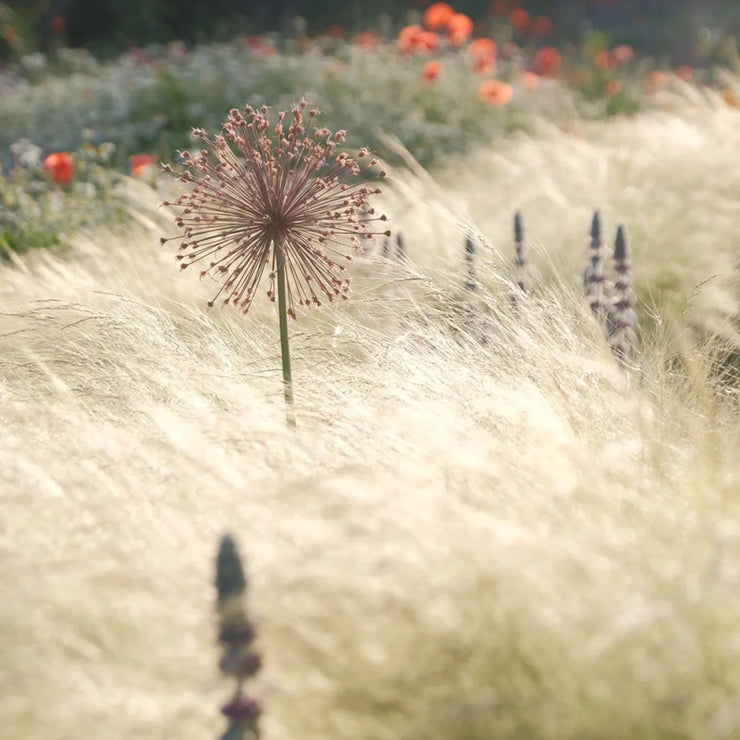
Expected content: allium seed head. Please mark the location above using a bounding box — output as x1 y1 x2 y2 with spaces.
162 100 389 316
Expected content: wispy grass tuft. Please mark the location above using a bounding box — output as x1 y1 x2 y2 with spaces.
1 98 740 740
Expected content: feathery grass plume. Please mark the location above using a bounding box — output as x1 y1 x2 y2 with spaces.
513 210 531 295
216 534 261 740
464 235 477 292
161 100 389 425
607 224 639 363
583 209 608 318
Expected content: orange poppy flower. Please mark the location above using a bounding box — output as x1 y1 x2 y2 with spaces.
500 41 519 60
354 31 379 50
645 69 668 92
612 44 634 65
473 56 496 76
43 152 74 184
531 16 553 37
533 46 562 77
720 88 740 108
468 38 497 75
675 65 694 82
129 153 158 176
594 49 615 69
398 25 424 54
447 12 474 45
422 60 444 83
509 8 530 34
522 71 540 91
605 79 622 96
325 25 345 39
424 2 455 31
244 35 276 57
468 37 497 60
478 79 513 106
417 30 440 51
49 15 66 34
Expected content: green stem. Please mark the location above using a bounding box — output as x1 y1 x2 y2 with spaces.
275 242 296 427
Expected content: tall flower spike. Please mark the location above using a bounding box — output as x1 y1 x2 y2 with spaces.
513 210 530 294
216 534 262 740
583 210 607 318
464 235 477 292
395 231 406 260
382 234 392 257
607 224 638 363
161 101 390 425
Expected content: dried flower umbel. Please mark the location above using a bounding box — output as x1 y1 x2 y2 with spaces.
162 100 389 424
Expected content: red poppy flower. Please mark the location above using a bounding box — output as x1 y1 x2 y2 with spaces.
399 29 440 54
468 38 497 75
43 152 74 184
129 153 158 176
533 46 562 77
423 2 455 31
473 56 496 76
594 49 615 69
354 31 379 50
522 71 540 91
325 25 345 39
612 44 634 65
49 16 66 34
509 8 530 34
468 38 497 61
418 30 440 51
478 79 513 106
531 16 553 37
422 60 444 83
645 69 668 92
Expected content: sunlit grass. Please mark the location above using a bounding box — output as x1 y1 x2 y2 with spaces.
1 94 740 740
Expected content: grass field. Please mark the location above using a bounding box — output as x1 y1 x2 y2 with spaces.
2 88 740 739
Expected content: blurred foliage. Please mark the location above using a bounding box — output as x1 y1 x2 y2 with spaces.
0 135 129 256
1 1 740 60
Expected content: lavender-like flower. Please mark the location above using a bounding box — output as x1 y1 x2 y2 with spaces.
583 210 607 318
464 235 477 292
161 100 389 423
607 224 638 362
513 210 530 294
216 534 262 740
395 231 406 260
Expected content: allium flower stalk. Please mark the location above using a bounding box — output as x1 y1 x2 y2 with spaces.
607 224 638 363
161 100 389 424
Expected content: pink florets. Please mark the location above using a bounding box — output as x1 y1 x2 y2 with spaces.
162 100 390 316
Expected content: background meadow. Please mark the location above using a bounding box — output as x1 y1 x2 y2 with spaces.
2 2 740 739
